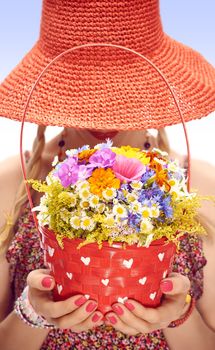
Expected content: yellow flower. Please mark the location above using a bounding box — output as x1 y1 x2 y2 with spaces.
89 168 120 197
112 146 150 165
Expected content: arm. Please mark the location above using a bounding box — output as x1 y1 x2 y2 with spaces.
190 159 215 331
0 156 49 349
164 307 215 350
0 312 49 350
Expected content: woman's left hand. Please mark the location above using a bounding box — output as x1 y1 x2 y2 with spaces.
105 273 191 335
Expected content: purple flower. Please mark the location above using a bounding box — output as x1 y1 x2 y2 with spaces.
77 165 93 182
89 148 116 168
57 164 79 187
55 156 78 187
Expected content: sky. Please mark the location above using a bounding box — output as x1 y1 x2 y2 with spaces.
0 0 214 164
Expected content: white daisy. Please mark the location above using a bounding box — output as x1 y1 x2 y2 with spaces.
141 206 151 219
89 195 100 208
81 216 96 231
113 204 127 218
130 181 143 190
102 188 117 201
70 216 81 230
140 219 154 233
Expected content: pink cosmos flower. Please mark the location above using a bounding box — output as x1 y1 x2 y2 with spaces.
112 155 146 182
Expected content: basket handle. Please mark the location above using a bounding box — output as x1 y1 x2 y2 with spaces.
20 43 191 228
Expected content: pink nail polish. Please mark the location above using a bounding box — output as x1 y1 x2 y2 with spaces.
92 313 101 323
160 280 173 292
107 316 117 324
86 302 97 313
125 301 135 311
112 305 124 315
41 277 52 288
74 296 87 306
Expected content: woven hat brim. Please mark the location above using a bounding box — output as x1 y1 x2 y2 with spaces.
0 35 214 130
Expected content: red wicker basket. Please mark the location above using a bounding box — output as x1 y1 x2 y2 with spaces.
40 226 176 314
19 43 190 316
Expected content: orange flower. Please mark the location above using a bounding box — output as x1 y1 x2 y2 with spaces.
147 153 170 190
88 168 120 197
78 149 96 163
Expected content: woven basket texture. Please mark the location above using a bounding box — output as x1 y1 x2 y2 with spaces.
40 226 176 314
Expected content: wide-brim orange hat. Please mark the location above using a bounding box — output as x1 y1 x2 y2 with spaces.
0 0 214 130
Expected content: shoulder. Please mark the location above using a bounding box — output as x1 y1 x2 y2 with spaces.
190 159 215 227
191 159 215 196
0 155 23 229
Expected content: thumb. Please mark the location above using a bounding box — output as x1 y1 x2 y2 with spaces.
27 268 55 291
160 272 190 296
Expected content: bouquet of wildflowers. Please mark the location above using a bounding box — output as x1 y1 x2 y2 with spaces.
30 140 203 248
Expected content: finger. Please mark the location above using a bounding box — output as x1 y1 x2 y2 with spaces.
70 312 104 333
33 293 89 319
160 273 190 296
51 300 98 329
105 313 140 336
124 297 183 325
27 269 55 291
110 304 155 334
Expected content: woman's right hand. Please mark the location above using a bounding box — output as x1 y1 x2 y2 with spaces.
27 269 104 332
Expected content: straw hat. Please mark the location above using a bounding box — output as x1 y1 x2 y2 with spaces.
0 0 214 130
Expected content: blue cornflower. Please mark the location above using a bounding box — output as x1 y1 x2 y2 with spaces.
160 196 173 218
141 168 155 184
138 182 163 203
126 212 141 230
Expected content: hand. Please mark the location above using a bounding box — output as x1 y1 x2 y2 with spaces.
27 269 104 332
105 273 191 335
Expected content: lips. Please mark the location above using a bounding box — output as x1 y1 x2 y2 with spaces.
88 130 119 140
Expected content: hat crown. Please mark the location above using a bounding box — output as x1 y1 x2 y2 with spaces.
38 0 164 55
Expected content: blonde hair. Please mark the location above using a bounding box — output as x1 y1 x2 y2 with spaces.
0 125 46 254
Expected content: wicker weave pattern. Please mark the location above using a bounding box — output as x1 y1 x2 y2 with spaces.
41 226 176 314
0 0 214 129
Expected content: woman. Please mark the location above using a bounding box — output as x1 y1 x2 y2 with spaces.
0 0 215 349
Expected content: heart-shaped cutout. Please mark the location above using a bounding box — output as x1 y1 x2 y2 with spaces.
101 278 109 286
149 292 156 300
138 276 147 285
48 246 55 257
122 258 133 269
66 272 73 280
81 257 91 266
117 296 128 304
158 252 165 262
57 284 63 294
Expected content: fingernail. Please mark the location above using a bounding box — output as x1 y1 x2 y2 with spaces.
41 277 52 288
86 302 97 313
112 305 124 315
160 280 173 292
74 296 87 306
107 316 117 324
92 313 101 323
125 301 135 311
